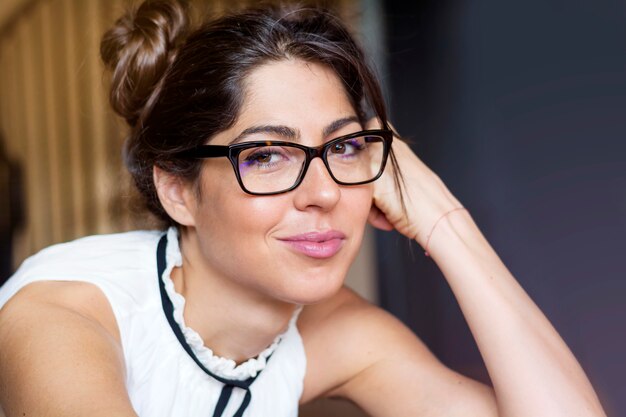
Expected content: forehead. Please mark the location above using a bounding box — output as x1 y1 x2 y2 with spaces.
243 59 347 98
241 60 356 124
208 59 360 146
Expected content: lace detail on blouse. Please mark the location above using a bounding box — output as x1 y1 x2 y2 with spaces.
160 227 303 380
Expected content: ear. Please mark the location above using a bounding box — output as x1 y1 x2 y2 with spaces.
367 204 395 231
153 166 197 226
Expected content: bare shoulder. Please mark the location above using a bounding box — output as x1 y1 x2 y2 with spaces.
298 287 497 416
298 286 424 402
1 280 121 342
0 281 136 417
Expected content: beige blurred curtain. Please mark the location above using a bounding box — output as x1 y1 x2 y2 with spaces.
0 0 135 266
0 0 358 267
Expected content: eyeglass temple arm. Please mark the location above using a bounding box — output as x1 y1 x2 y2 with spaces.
179 145 229 159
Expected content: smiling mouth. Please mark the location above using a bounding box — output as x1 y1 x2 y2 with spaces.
277 231 346 259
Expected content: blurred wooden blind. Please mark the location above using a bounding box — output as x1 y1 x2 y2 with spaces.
0 0 357 267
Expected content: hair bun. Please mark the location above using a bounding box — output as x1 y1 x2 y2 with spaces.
101 0 189 127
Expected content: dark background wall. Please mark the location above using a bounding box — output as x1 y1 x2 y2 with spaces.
377 0 626 415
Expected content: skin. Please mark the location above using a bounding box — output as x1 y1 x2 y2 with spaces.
0 59 607 417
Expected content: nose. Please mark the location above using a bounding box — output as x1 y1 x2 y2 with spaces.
293 157 341 212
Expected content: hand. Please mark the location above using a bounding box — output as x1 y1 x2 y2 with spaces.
366 119 465 248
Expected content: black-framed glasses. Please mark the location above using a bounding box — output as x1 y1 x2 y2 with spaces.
177 129 393 195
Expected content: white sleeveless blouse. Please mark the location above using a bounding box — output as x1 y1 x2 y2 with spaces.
0 228 307 417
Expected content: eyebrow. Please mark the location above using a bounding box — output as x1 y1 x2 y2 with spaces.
229 115 361 145
323 115 361 137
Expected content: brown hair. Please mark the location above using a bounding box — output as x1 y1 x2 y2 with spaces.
101 0 397 226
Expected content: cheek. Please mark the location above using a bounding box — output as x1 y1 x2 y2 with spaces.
196 171 288 241
192 180 291 289
341 185 374 224
341 187 373 266
197 167 294 256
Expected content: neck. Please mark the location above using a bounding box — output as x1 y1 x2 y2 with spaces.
170 228 297 364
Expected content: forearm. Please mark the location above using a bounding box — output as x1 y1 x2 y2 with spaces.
426 209 606 417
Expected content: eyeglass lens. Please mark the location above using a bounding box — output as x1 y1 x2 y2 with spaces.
236 134 385 194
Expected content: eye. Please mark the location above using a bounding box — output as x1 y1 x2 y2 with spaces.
332 143 347 154
239 145 301 174
245 148 286 165
250 151 274 164
330 139 364 156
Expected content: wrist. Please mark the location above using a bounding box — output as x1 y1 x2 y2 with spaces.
423 208 491 261
423 207 468 256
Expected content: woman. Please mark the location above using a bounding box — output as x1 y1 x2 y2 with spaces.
0 1 607 416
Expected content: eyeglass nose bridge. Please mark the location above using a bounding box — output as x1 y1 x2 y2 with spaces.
304 144 329 163
295 143 338 187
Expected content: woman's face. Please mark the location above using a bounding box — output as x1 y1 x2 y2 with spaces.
187 59 373 305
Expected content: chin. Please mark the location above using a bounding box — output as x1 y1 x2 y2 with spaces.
272 268 348 305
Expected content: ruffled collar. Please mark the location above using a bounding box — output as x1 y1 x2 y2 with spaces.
160 227 303 380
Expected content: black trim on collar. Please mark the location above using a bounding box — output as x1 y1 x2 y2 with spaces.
156 233 263 417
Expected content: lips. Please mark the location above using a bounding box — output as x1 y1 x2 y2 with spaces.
277 230 346 259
